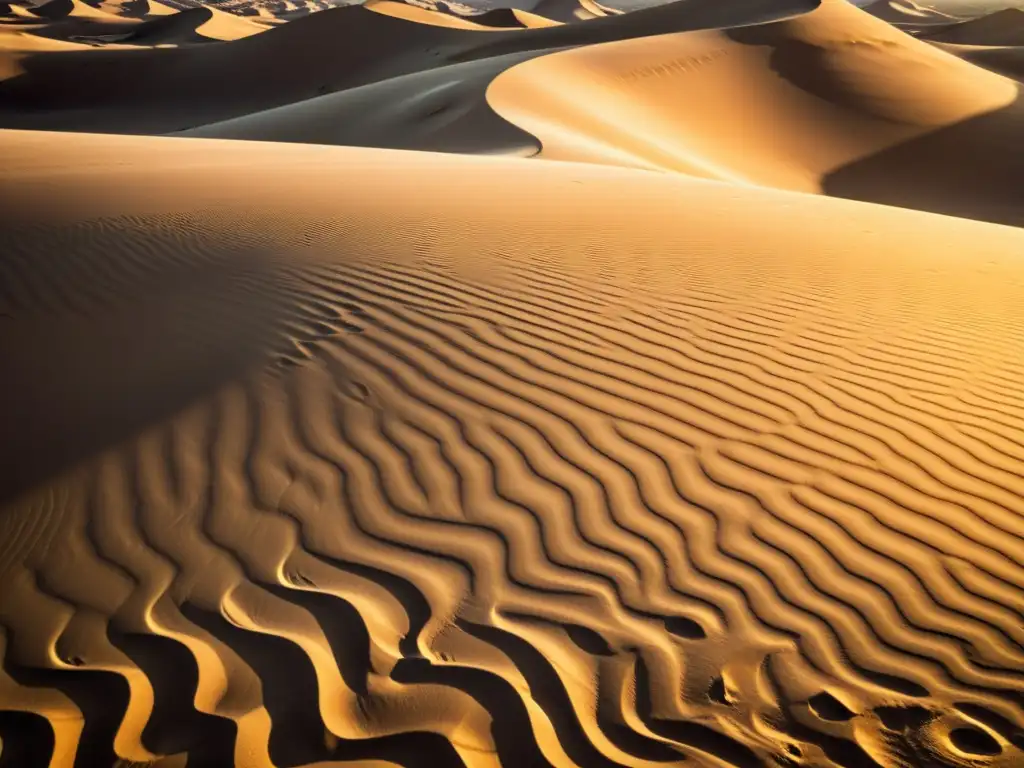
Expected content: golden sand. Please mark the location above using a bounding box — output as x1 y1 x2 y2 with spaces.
2 0 1024 765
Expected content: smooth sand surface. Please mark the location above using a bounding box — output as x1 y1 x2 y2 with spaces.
865 3 1024 98
919 6 1024 44
181 49 546 154
933 40 1024 79
4 0 1024 766
488 0 1024 224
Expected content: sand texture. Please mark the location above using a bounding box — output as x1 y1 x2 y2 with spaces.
3 0 1024 766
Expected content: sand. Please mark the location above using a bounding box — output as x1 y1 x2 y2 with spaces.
862 0 964 23
487 0 1024 225
906 7 1024 81
3 0 1024 766
860 1 1024 82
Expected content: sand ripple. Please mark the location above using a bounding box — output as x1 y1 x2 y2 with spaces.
2 138 1024 767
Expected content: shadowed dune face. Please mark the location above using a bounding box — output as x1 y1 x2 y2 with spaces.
0 0 267 48
919 6 1024 44
0 218 297 506
861 0 965 23
180 50 545 154
905 7 1024 81
823 96 1024 227
934 42 1024 80
3 134 1024 767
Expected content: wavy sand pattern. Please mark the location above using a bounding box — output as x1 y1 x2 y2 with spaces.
3 0 1024 764
2 132 1024 767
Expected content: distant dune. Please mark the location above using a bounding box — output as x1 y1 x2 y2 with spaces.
888 5 1024 102
0 0 818 133
862 0 964 23
934 40 1024 79
181 50 545 154
921 6 1024 43
3 0 1024 766
488 0 1024 225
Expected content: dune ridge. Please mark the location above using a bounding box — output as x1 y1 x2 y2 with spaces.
862 0 963 23
485 0 1024 226
919 6 1024 44
180 49 545 154
906 6 1024 80
3 131 1024 767
5 0 1021 226
0 0 820 134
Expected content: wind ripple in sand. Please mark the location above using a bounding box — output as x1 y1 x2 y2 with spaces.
3 181 1024 766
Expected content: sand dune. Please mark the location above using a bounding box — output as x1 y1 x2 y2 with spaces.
502 8 562 28
861 2 1024 81
5 0 1024 765
920 6 1024 44
0 0 817 133
124 4 268 39
1 4 495 132
862 0 962 23
181 50 544 154
24 0 124 21
25 3 264 41
934 40 1024 79
109 0 182 18
459 8 529 28
371 3 561 31
365 0 498 30
4 129 1024 767
0 0 263 49
487 0 1024 226
524 0 599 21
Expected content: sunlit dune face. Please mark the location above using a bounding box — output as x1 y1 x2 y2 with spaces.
487 0 1017 196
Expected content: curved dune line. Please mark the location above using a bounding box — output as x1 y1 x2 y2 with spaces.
0 652 83 768
3 135 1024 765
485 0 1021 226
0 0 822 135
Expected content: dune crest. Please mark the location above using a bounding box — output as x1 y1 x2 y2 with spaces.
487 0 1014 182
863 0 963 23
905 5 1024 80
0 0 820 134
921 6 1024 44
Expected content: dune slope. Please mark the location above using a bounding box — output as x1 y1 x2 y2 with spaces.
0 0 818 133
920 7 1024 45
3 131 1024 767
172 5 558 151
862 0 962 24
933 41 1024 81
909 7 1024 82
181 49 544 154
486 0 1024 226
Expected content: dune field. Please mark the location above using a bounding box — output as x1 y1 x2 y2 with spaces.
3 0 1024 766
